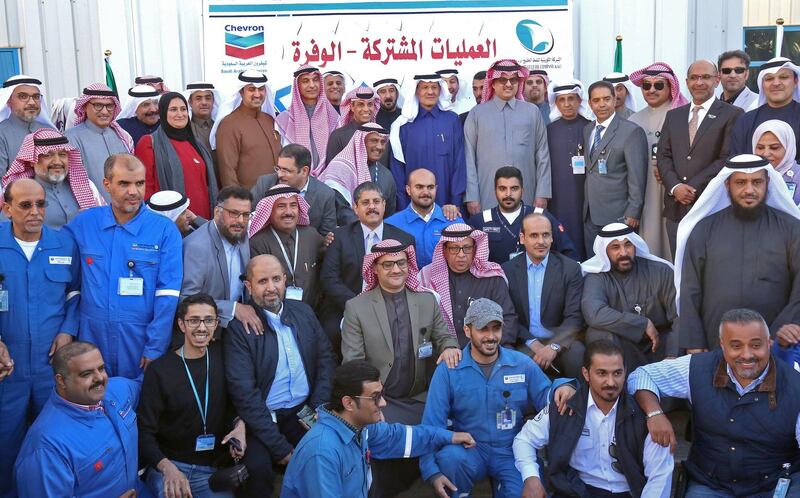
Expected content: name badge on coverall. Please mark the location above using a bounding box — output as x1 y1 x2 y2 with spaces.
0 276 7 312
118 260 144 296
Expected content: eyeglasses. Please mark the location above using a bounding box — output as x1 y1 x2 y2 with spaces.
15 92 41 103
90 102 117 112
379 259 408 270
354 391 385 404
181 317 219 328
446 245 475 255
642 81 666 91
687 74 715 82
274 165 300 175
219 206 253 220
15 200 47 211
609 441 623 474
721 67 747 75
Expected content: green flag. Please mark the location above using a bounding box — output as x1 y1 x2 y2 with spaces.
105 56 118 96
614 36 623 72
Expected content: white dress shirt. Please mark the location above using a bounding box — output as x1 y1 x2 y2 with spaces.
513 392 673 497
361 222 385 253
589 113 616 148
686 95 717 129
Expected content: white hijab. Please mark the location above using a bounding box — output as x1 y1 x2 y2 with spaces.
751 119 797 175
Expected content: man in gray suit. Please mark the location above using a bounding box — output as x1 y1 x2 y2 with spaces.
583 80 649 257
341 238 460 497
251 144 355 236
181 185 263 334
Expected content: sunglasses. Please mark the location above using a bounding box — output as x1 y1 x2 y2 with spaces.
642 81 666 91
609 441 623 474
721 67 747 75
354 391 385 404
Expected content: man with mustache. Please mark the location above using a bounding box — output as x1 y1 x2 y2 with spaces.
514 340 673 498
0 74 56 175
2 129 103 229
225 254 336 497
421 298 576 498
323 70 348 113
676 154 800 354
66 83 134 203
324 85 386 167
0 178 81 498
374 78 403 129
468 166 577 264
717 50 759 111
629 308 800 497
65 153 183 379
116 85 161 147
249 184 327 308
183 81 221 162
181 186 261 332
581 223 677 370
603 72 637 119
15 341 141 498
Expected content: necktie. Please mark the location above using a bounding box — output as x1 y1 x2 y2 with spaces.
591 125 605 155
688 106 702 145
365 232 378 253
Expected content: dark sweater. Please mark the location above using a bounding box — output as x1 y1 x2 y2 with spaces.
137 342 236 468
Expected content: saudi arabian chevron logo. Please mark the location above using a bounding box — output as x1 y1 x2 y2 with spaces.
225 25 265 59
516 20 554 55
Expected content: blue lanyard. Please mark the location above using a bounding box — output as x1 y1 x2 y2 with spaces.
180 347 209 434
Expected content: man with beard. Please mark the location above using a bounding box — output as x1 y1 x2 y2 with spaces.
15 342 141 498
514 340 673 498
581 223 678 370
717 50 759 110
524 69 551 125
65 153 182 379
323 70 348 113
225 254 336 498
65 84 134 202
2 129 103 229
374 78 402 129
324 85 382 165
116 85 161 146
628 308 800 497
0 75 56 175
436 69 476 114
676 154 800 352
135 75 168 94
249 185 327 308
603 72 637 119
181 186 260 331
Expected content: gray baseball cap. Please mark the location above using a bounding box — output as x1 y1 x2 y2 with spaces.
464 298 504 329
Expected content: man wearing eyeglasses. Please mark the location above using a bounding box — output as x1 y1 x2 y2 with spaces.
66 84 135 203
656 60 743 254
0 74 56 176
717 50 759 110
513 340 673 498
342 239 459 497
181 185 260 332
0 178 81 498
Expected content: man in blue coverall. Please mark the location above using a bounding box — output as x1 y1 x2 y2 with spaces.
66 153 182 379
281 359 476 498
0 178 81 498
15 341 140 498
421 298 576 498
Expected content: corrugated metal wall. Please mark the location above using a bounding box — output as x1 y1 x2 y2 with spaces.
744 0 800 25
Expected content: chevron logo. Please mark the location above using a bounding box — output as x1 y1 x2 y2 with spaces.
225 30 265 60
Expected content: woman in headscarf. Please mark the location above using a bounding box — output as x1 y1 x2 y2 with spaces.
135 92 218 220
752 119 800 205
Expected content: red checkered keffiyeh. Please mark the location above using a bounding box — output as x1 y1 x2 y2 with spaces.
313 123 386 202
629 62 689 110
336 84 380 129
248 184 311 237
361 239 428 293
2 129 99 210
418 223 507 336
73 83 134 152
274 65 339 167
482 59 530 103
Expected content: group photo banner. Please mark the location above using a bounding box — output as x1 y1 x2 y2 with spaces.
203 0 574 111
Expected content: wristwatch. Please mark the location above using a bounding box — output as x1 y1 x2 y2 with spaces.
646 409 664 419
549 343 561 353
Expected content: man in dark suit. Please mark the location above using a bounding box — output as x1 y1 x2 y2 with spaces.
251 144 355 236
319 182 415 349
502 212 584 377
583 80 649 257
224 254 336 498
657 59 743 254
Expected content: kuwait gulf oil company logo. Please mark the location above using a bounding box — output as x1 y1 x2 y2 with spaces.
225 24 265 59
516 20 554 55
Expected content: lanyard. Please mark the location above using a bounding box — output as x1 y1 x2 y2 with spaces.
270 227 299 278
180 346 210 434
495 205 527 240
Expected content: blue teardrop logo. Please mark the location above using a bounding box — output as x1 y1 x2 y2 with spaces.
516 20 555 55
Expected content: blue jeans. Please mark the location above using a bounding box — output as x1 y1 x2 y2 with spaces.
146 460 234 498
686 474 800 498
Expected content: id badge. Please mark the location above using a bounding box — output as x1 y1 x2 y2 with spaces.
285 285 304 301
195 434 216 452
0 289 7 312
598 158 608 175
496 406 516 430
774 477 791 498
787 182 796 198
571 155 586 175
417 341 433 359
118 277 144 296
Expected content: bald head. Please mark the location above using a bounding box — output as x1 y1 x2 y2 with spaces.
406 168 437 212
244 254 286 312
3 178 45 241
687 59 720 104
246 254 284 280
4 178 44 204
